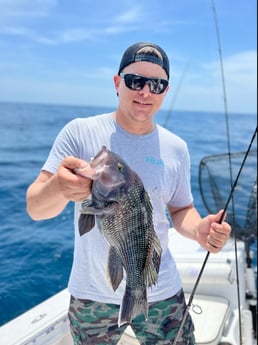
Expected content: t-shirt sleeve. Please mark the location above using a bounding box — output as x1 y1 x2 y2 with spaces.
42 119 81 174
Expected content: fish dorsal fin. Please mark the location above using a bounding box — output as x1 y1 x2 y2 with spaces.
144 232 162 287
142 191 162 287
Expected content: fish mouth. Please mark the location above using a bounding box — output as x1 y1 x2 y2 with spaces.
90 149 110 170
94 164 109 175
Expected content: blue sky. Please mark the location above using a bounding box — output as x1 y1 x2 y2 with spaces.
0 0 256 114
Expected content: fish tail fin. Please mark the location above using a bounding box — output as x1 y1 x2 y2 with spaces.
118 287 148 327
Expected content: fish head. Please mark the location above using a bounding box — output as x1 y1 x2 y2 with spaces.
90 146 133 202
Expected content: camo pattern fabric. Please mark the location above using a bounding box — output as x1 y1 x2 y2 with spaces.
68 289 195 345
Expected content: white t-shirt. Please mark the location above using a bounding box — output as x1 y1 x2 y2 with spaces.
42 113 193 303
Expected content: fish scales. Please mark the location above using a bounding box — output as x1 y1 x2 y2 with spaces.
78 146 162 326
101 180 153 281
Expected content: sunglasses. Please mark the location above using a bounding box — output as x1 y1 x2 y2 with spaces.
120 73 169 94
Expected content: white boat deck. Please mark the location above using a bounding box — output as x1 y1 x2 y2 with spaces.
0 230 256 345
0 289 237 345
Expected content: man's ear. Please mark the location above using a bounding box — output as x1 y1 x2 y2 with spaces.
164 84 170 95
113 75 121 96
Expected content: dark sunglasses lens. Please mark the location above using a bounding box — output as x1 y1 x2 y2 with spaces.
124 75 145 90
149 79 168 94
124 74 168 94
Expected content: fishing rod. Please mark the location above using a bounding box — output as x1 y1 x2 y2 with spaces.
172 125 257 344
210 0 245 340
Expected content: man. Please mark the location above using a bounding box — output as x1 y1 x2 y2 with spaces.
26 42 231 344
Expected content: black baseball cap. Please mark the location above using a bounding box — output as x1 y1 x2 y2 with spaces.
118 42 170 79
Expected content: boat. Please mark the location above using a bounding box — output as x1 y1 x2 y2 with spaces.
2 136 256 344
0 223 256 344
1 142 257 345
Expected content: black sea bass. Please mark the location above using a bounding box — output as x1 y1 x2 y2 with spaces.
78 146 162 327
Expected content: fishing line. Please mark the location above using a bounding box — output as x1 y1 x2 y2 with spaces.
211 0 245 339
172 126 257 344
162 61 190 129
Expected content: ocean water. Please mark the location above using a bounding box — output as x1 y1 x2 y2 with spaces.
0 101 256 326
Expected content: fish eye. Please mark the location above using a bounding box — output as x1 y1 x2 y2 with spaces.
117 162 124 171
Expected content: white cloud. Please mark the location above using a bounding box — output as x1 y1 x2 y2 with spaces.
0 0 58 42
0 25 97 45
0 4 146 45
0 2 174 45
203 50 257 79
204 51 257 111
0 25 33 36
37 28 96 45
0 0 57 17
114 7 143 24
163 50 257 114
224 51 257 83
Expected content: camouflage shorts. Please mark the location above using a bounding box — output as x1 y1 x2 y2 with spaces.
68 289 195 345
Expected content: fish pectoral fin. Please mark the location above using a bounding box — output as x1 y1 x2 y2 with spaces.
107 247 123 291
78 214 95 236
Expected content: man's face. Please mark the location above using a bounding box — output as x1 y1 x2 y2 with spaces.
114 61 169 132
